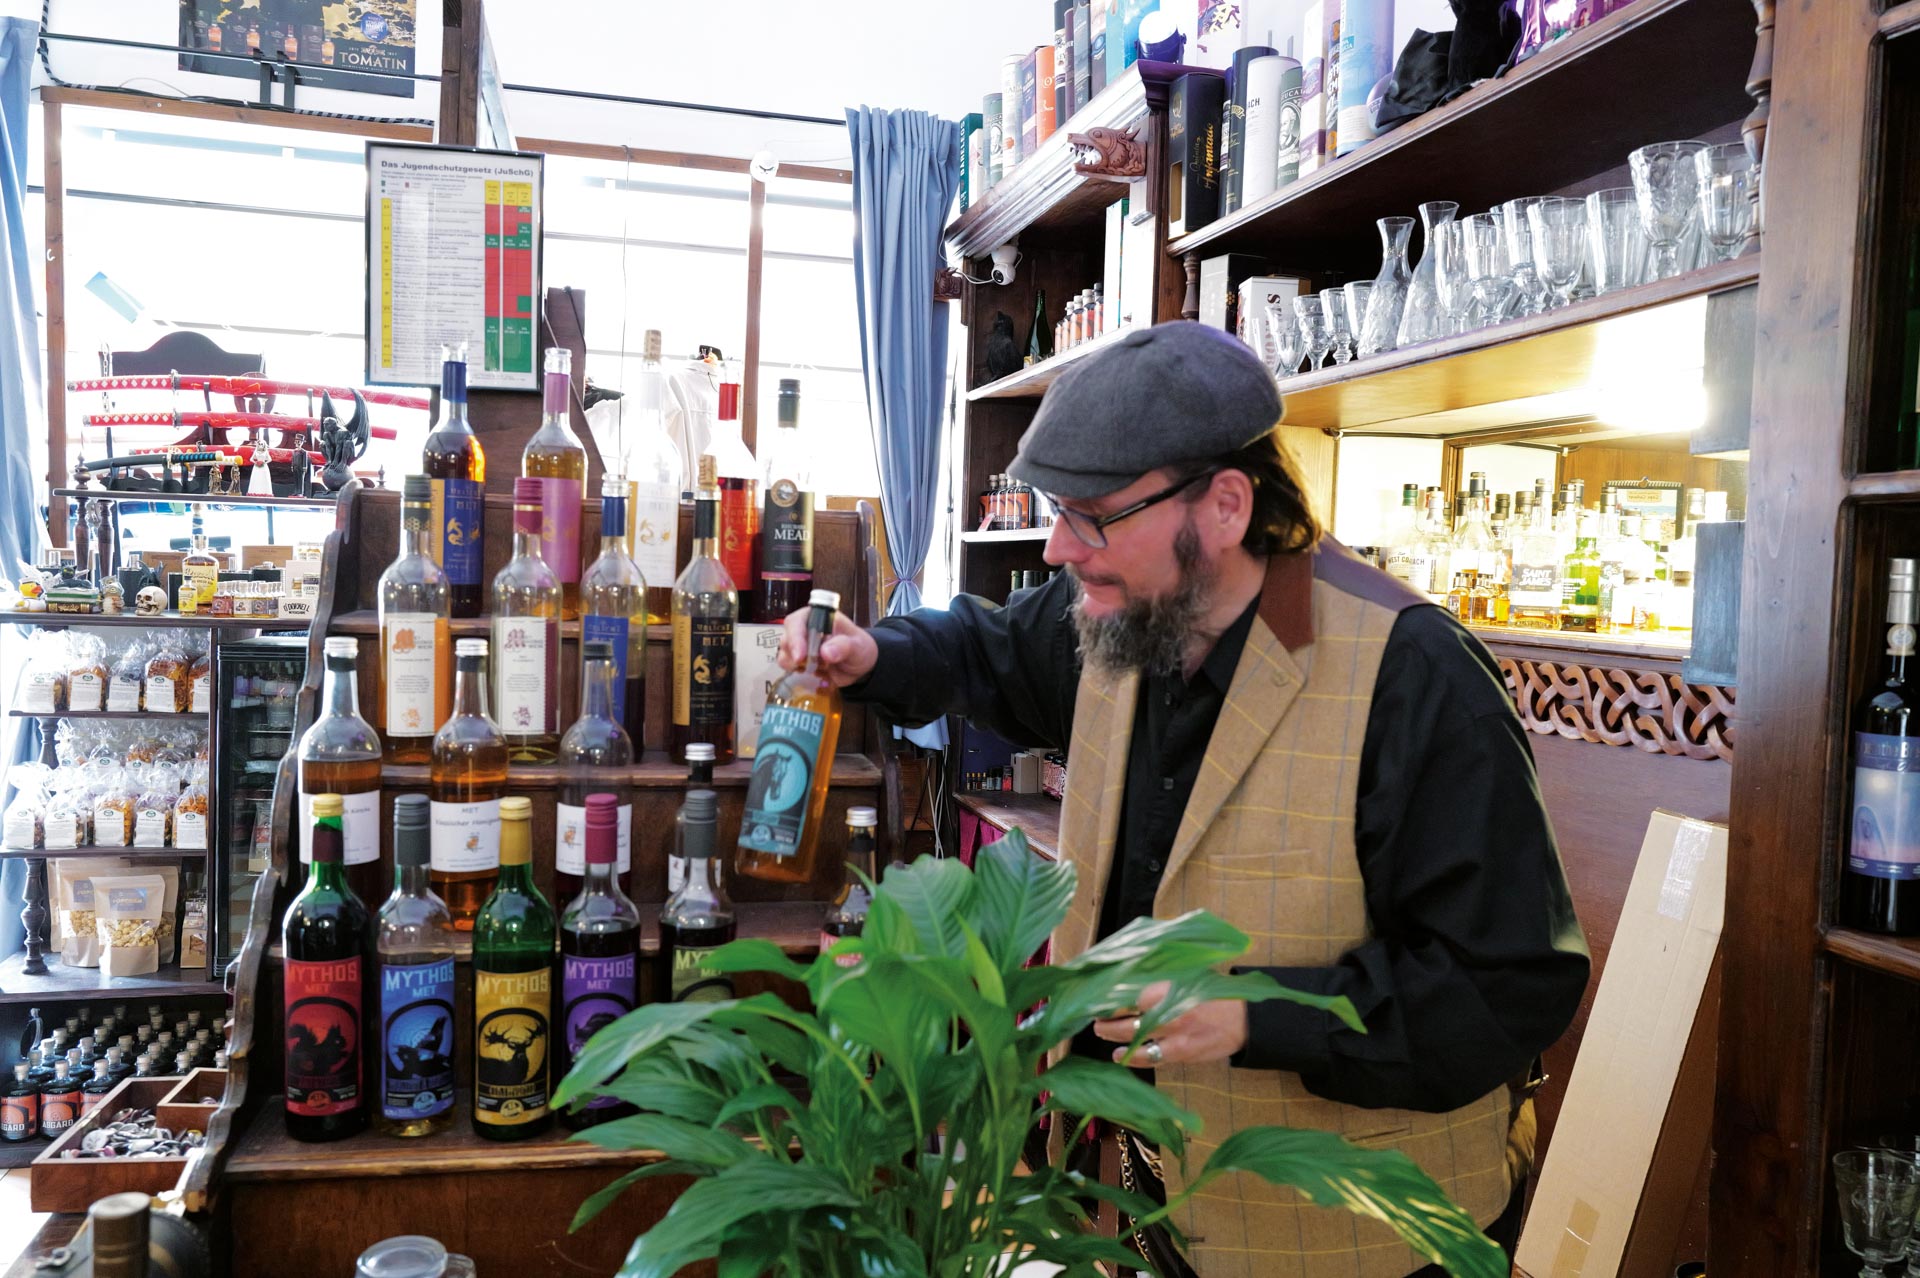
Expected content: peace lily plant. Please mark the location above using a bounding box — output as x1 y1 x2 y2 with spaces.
555 830 1505 1278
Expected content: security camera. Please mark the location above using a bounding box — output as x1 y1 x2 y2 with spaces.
989 245 1020 286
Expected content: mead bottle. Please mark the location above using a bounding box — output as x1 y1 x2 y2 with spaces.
473 797 554 1141
559 793 639 1131
1843 557 1920 934
522 346 588 620
297 636 383 904
820 807 878 956
757 379 815 622
660 790 735 1002
421 346 485 618
737 589 845 884
671 456 737 764
283 794 370 1142
430 639 507 938
492 476 562 762
625 329 683 625
556 641 634 906
579 474 649 745
375 795 456 1137
378 474 452 764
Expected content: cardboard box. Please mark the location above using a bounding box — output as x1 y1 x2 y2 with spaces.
1239 274 1307 354
1515 810 1726 1278
732 623 786 757
1198 253 1270 334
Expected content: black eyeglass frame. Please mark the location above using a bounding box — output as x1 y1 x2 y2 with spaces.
1048 467 1222 549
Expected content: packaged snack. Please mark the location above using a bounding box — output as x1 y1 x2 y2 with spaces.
147 860 181 963
94 873 165 977
42 773 87 850
248 798 273 873
2 764 49 850
174 763 209 851
145 635 191 713
133 765 177 849
17 632 67 713
180 887 207 969
67 633 107 712
188 645 212 714
91 767 135 849
106 638 147 713
52 859 113 967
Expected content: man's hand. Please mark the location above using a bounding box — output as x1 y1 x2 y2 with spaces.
1092 980 1249 1067
777 607 881 687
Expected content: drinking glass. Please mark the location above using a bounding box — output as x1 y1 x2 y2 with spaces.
1629 140 1709 281
1585 187 1649 295
1397 200 1460 347
1344 283 1374 360
1499 197 1548 316
1266 299 1304 377
1464 212 1518 325
1528 197 1588 309
1360 216 1416 357
1294 294 1333 372
1832 1149 1920 1277
1695 141 1756 262
1322 287 1353 364
1432 221 1475 334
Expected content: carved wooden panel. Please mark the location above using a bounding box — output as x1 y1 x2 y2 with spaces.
1497 656 1735 762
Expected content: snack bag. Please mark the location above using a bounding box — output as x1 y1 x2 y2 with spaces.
107 636 147 712
2 764 49 851
94 873 165 977
67 633 106 712
174 763 210 851
53 859 118 968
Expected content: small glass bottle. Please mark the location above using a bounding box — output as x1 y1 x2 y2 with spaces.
559 792 640 1132
375 794 456 1138
672 456 738 764
660 790 736 1002
493 477 563 761
80 1061 115 1117
1 1063 38 1142
819 807 877 961
473 797 554 1141
297 636 384 904
737 590 846 884
181 512 218 615
522 346 589 620
379 474 452 764
40 1060 80 1139
556 641 634 907
667 743 717 895
430 639 508 937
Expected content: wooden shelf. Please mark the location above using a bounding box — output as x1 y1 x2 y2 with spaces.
1823 928 1920 983
0 951 223 1004
0 846 207 860
0 612 306 630
968 328 1132 401
1848 471 1920 501
8 708 208 720
1167 0 1759 264
379 752 883 790
958 527 1053 544
52 487 340 510
1465 622 1692 662
329 611 674 642
958 791 1061 861
0 1142 51 1170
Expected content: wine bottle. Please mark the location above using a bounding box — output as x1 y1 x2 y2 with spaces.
522 346 588 620
713 365 758 602
556 641 634 906
283 794 371 1142
626 329 683 625
820 806 877 961
473 797 555 1141
422 346 486 618
40 1061 79 1140
672 456 738 764
660 789 736 1002
80 1061 114 1117
493 477 563 762
580 474 649 746
559 792 640 1131
296 636 384 904
1843 557 1920 933
431 639 507 937
667 743 716 895
757 379 815 623
737 589 845 884
1 1064 37 1142
375 794 456 1138
379 475 452 764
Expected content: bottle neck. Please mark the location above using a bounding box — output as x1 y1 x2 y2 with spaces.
584 858 616 894
497 852 535 892
600 495 628 556
399 506 431 558
323 657 359 720
583 659 618 721
693 496 718 557
308 855 348 895
452 657 490 720
512 512 542 561
395 860 431 897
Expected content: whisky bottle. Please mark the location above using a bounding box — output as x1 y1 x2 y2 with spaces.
80 1061 114 1117
522 346 588 620
757 379 816 623
556 641 634 906
579 474 649 746
1559 508 1601 634
1507 501 1562 630
379 475 452 764
672 456 738 764
667 743 717 894
181 512 218 615
660 790 735 1002
474 796 554 1141
1447 472 1498 590
297 636 383 904
375 795 456 1137
1381 484 1421 585
431 639 508 937
40 1061 79 1141
819 807 878 959
283 794 371 1142
559 792 639 1132
422 346 486 618
492 477 562 762
737 589 846 884
1843 558 1920 934
626 330 683 625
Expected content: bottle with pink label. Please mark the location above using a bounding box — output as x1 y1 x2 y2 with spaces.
522 346 588 620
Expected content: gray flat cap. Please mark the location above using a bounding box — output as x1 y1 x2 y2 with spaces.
1007 320 1281 500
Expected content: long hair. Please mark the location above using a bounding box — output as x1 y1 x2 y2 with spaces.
1179 431 1321 556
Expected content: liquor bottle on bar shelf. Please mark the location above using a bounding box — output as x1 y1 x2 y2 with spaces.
1417 489 1452 599
523 346 588 620
473 797 553 1141
375 795 455 1138
380 475 452 766
431 639 507 939
579 475 649 747
556 641 634 907
660 789 735 1002
1381 484 1420 585
672 456 737 765
668 743 717 895
493 477 562 762
559 792 639 1132
423 345 486 618
1446 473 1500 601
181 512 217 615
1507 500 1563 631
283 794 370 1143
297 636 383 904
1842 557 1920 935
758 379 815 623
1559 509 1602 634
820 806 878 959
713 367 758 601
737 589 845 885
626 329 684 626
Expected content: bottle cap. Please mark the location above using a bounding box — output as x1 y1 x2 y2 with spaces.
585 793 619 830
848 807 878 828
582 639 614 662
513 476 542 505
602 472 627 499
683 788 717 822
311 794 344 819
456 638 488 658
685 743 716 763
500 796 532 822
545 345 573 376
403 474 430 502
644 329 663 362
393 794 429 867
778 378 801 395
809 588 842 611
324 636 357 659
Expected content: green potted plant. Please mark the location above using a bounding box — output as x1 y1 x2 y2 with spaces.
556 831 1506 1278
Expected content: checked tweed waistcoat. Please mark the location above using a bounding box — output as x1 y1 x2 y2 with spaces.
1052 541 1514 1278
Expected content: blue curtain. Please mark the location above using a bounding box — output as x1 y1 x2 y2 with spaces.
845 106 958 751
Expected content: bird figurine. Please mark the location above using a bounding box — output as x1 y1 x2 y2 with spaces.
985 312 1021 381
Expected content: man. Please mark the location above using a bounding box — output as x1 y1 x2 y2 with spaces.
779 322 1588 1278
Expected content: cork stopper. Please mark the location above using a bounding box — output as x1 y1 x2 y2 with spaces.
697 454 718 490
644 329 663 362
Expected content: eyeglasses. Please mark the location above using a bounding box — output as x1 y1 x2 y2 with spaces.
1050 468 1219 550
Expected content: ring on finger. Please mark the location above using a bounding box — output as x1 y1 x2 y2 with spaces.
1144 1041 1163 1066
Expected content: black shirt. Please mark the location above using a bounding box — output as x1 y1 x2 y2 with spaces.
852 570 1589 1113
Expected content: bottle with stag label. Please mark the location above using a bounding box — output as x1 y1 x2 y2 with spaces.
422 345 486 618
556 641 633 906
492 477 562 762
757 379 815 622
580 474 649 746
430 639 507 937
375 795 456 1137
1844 557 1920 933
626 330 683 625
297 636 383 904
559 793 639 1131
660 789 735 1002
473 797 554 1141
379 475 452 764
522 346 588 620
737 589 844 884
672 456 738 764
283 794 370 1142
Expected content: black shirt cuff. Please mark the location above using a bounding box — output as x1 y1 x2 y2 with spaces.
1229 965 1339 1076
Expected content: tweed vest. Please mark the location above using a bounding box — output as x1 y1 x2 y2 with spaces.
1052 541 1515 1278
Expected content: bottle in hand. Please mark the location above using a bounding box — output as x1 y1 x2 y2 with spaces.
660 789 736 1002
421 345 486 618
559 793 640 1131
283 794 371 1142
493 477 563 762
1844 557 1920 933
672 456 738 764
431 639 507 938
820 806 877 962
737 589 844 884
297 636 384 904
379 474 452 765
375 794 456 1137
473 797 554 1141
556 641 634 905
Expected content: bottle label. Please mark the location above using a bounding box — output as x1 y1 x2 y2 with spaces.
673 615 735 729
379 958 456 1122
1851 732 1920 880
581 613 631 688
493 616 554 735
284 956 362 1117
300 789 381 866
720 483 756 586
630 482 680 588
1511 562 1561 607
430 799 500 872
1383 548 1416 583
175 810 207 850
538 476 584 586
475 966 551 1126
562 952 635 1110
760 480 815 576
107 676 141 713
41 1087 78 1135
1 1088 37 1140
819 931 863 968
431 477 484 587
555 801 633 875
738 704 826 859
670 945 734 1003
384 612 440 738
69 671 103 712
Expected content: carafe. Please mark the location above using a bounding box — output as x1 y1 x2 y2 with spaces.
1396 201 1460 348
1359 216 1416 358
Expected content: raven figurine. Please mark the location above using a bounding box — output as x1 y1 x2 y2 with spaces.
985 312 1021 381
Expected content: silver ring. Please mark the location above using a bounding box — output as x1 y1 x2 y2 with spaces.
1130 1016 1142 1038
1144 1041 1163 1065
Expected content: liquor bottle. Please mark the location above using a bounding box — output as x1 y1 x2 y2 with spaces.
431 639 508 936
667 743 717 894
40 1061 79 1141
422 345 487 618
473 797 554 1141
181 512 218 615
80 1061 114 1117
1507 501 1562 630
375 794 456 1138
379 475 453 764
1558 509 1601 634
738 589 846 884
1 1064 37 1142
297 636 384 904
625 330 684 626
1382 483 1421 584
283 794 371 1142
579 475 649 746
819 807 878 959
660 790 736 1002
492 476 562 762
672 456 738 764
556 641 634 906
1843 558 1920 933
758 379 816 623
522 346 588 620
559 793 640 1132
712 366 759 602
1418 489 1453 599
1446 473 1497 589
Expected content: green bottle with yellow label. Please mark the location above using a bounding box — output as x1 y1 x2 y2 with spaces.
473 796 554 1140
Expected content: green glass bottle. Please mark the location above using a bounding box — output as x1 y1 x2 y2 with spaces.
473 797 555 1141
1559 508 1602 634
1026 287 1053 364
282 794 371 1143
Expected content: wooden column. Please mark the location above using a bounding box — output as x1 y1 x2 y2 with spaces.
437 0 484 147
43 100 65 548
742 178 766 457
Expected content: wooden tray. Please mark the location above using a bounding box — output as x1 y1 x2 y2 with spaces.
30 1077 191 1212
156 1067 226 1135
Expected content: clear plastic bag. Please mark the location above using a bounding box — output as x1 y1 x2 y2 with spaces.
145 634 191 713
133 764 177 849
16 631 69 714
66 633 107 712
174 762 209 851
90 766 135 849
2 763 50 851
107 636 148 713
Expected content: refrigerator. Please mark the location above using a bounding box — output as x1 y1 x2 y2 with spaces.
209 636 308 975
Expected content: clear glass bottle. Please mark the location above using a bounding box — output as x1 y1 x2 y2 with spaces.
667 743 717 895
819 807 877 959
579 474 649 747
1359 215 1416 357
379 475 452 764
522 346 588 620
430 639 507 938
297 636 384 904
282 794 371 1143
1447 472 1498 590
737 589 846 884
181 512 218 616
660 790 735 1002
1382 483 1421 584
757 379 816 623
1507 501 1563 630
421 346 486 618
473 797 554 1141
559 792 640 1132
492 477 562 762
1418 489 1454 599
375 794 456 1138
672 456 738 765
624 328 683 625
556 641 634 907
1559 508 1602 633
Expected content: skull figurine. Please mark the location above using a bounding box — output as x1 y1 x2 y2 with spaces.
135 585 167 616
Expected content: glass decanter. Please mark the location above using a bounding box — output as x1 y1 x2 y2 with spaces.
1359 216 1415 358
1396 200 1460 348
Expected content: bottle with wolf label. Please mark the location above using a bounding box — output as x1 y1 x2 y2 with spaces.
375 794 456 1137
736 589 844 884
473 797 554 1140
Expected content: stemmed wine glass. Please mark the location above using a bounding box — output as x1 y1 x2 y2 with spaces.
1695 142 1757 262
1499 198 1547 317
1464 212 1517 326
1294 294 1333 372
1832 1149 1920 1278
1629 140 1708 281
1432 221 1475 335
1322 287 1353 364
1266 299 1304 378
1343 283 1373 363
1527 197 1588 310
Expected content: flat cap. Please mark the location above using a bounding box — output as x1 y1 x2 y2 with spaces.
1007 320 1281 500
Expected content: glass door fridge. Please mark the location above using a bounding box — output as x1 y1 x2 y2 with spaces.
210 636 307 975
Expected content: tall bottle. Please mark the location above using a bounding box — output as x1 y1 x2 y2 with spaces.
667 743 717 895
1558 508 1602 634
1447 473 1499 592
1507 501 1564 631
1418 489 1453 599
556 641 634 906
283 794 371 1142
379 475 453 765
1381 483 1422 585
712 364 759 602
473 797 554 1141
624 330 684 626
374 794 456 1138
559 793 640 1132
757 379 817 623
181 512 218 615
297 636 383 904
737 589 846 884
522 346 588 620
1843 558 1920 933
422 346 486 617
672 456 738 764
820 807 878 958
659 790 735 1002
579 475 649 746
430 639 508 937
492 477 562 762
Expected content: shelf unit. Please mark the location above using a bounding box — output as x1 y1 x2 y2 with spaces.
8 709 207 720
957 527 1053 545
957 791 1061 861
50 487 342 511
967 327 1132 401
0 612 306 630
0 950 225 1003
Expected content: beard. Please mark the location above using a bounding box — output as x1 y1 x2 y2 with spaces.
1070 521 1216 677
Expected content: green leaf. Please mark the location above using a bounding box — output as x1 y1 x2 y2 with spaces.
708 1004 815 1075
714 1082 796 1130
555 999 736 1107
972 827 1076 975
1062 910 1252 973
1034 1057 1200 1152
716 1225 789 1278
961 922 1008 1009
704 937 815 983
1138 969 1367 1037
617 1160 859 1278
585 1061 725 1124
573 1113 754 1168
878 855 976 957
570 1160 703 1233
861 892 915 955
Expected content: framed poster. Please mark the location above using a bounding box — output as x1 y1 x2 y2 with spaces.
1602 479 1686 540
365 143 544 391
179 1 418 98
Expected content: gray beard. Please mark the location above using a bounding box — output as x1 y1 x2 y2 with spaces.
1070 523 1214 678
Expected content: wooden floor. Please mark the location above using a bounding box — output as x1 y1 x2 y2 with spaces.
0 1172 48 1266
